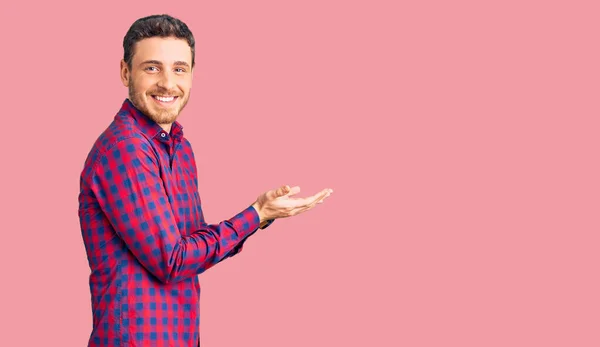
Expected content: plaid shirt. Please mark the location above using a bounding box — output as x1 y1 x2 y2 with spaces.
79 99 265 346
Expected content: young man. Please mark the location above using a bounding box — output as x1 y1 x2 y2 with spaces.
78 14 332 347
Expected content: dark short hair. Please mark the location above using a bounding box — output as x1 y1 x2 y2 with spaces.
123 14 195 68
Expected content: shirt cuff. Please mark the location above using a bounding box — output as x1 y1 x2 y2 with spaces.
224 205 262 258
248 204 275 230
230 205 262 236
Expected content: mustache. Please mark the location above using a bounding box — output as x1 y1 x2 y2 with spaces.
148 88 182 97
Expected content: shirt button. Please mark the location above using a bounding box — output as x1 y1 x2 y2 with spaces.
161 133 166 138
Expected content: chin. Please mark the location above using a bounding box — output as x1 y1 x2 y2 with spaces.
150 111 178 125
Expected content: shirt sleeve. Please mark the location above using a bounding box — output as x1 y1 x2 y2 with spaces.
220 216 273 258
88 136 261 284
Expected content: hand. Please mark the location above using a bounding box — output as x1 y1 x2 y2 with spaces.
252 185 333 223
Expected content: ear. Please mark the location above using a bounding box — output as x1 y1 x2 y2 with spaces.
120 59 130 87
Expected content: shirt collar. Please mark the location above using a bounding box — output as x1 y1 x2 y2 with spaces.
120 98 184 140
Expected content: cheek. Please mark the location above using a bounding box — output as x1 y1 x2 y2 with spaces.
133 75 157 94
181 80 193 93
179 74 193 87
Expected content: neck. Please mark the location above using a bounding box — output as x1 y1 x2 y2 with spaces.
159 123 172 134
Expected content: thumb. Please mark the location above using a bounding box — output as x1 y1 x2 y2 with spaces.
275 185 291 197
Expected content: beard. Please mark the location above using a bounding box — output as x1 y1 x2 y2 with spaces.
128 81 190 125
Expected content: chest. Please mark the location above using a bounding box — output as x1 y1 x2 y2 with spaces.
153 140 203 236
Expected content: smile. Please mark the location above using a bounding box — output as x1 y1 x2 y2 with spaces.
152 95 178 106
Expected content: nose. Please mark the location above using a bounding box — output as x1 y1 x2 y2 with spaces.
157 70 176 91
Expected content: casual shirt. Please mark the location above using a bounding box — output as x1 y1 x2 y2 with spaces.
78 99 265 346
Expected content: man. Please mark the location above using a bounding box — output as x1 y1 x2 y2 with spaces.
78 14 332 347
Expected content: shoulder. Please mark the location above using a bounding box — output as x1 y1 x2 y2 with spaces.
179 136 196 160
180 136 193 150
81 121 156 181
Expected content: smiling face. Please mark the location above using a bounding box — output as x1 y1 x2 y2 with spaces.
120 36 193 126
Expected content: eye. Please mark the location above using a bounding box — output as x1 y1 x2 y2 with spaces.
175 68 186 73
145 66 159 72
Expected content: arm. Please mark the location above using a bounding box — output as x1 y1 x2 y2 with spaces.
89 136 260 283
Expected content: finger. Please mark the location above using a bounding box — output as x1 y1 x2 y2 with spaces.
275 185 291 197
285 186 301 197
313 190 332 205
268 185 290 199
310 190 331 206
280 196 311 208
286 188 332 215
289 193 329 210
288 199 321 216
285 189 329 208
308 188 331 204
317 193 330 203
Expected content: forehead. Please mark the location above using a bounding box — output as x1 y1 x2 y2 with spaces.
132 37 192 65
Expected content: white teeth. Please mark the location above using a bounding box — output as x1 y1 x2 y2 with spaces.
155 96 175 102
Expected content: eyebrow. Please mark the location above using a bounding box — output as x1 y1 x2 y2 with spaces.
173 61 190 68
140 60 190 68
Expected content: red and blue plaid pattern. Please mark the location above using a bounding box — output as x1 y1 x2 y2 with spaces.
79 99 262 346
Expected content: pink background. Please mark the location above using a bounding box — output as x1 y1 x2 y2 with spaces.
1 0 599 346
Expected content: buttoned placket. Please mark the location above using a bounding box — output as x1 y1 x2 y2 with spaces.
158 132 172 169
159 131 182 170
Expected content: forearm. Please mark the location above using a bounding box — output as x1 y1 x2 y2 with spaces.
164 206 260 282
